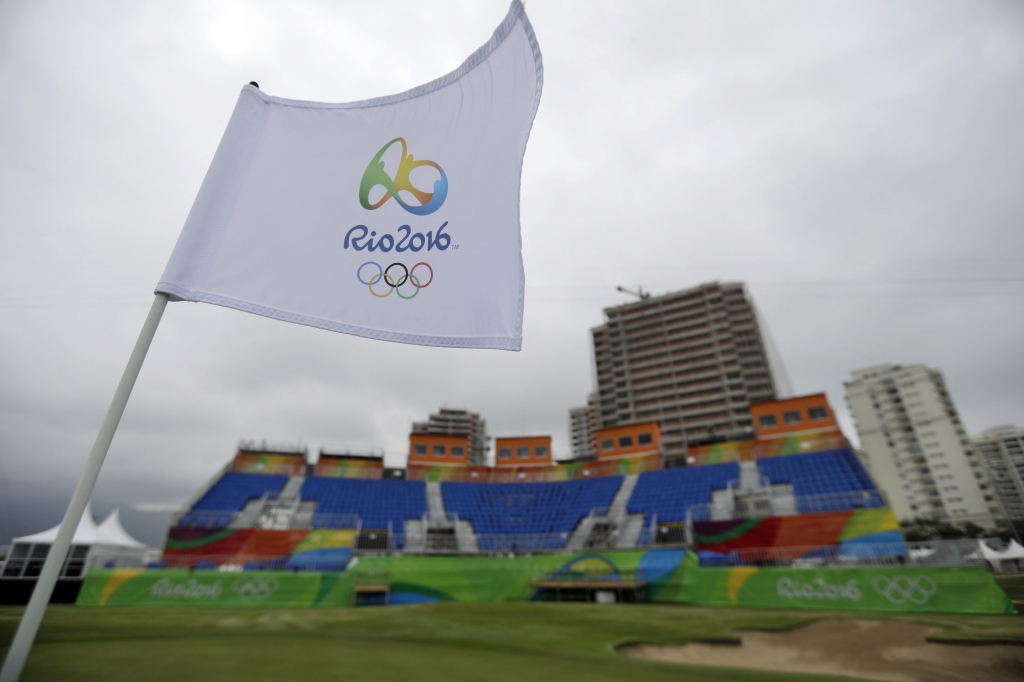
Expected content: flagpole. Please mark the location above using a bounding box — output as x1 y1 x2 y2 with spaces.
0 293 169 682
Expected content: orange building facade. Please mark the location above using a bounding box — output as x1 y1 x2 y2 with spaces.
594 421 661 461
750 393 839 439
494 436 552 468
407 433 471 467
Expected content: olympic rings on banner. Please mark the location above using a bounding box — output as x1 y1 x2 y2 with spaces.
357 261 433 299
870 575 937 605
232 575 280 601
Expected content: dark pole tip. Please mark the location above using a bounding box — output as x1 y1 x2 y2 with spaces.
249 81 259 89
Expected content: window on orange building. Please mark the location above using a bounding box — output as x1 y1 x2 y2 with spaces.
759 414 777 428
600 439 614 451
498 447 511 459
638 433 652 445
783 410 802 424
517 446 529 458
535 445 549 459
451 446 465 458
414 443 427 455
433 444 446 457
619 436 633 448
808 406 828 421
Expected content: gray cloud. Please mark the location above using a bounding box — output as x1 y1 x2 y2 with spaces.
2 0 1023 546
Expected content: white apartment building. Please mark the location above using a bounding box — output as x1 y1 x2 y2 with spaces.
972 426 1024 522
844 363 997 527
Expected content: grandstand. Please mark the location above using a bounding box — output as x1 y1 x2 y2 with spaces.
160 433 897 568
628 462 739 524
179 472 289 527
442 477 623 550
302 477 426 536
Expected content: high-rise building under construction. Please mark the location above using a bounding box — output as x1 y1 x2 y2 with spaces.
412 408 490 465
575 281 791 462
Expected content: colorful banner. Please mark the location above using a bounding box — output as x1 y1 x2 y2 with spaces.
686 432 848 466
163 528 355 569
315 456 382 479
80 548 1014 614
406 454 661 483
231 453 305 476
693 509 903 557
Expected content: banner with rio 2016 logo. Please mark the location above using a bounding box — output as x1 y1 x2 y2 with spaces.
668 550 1014 614
76 569 330 608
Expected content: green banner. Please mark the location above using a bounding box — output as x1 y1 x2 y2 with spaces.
78 549 1014 614
76 569 339 607
658 551 1015 614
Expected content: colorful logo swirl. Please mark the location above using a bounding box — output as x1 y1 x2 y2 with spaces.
359 138 448 216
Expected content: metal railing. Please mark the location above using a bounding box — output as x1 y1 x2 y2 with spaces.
692 539 999 569
135 537 1010 574
174 510 238 528
477 534 572 552
310 513 361 530
530 566 648 585
152 554 352 572
684 489 885 522
171 509 361 530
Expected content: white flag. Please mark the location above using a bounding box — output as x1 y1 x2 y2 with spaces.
157 1 542 351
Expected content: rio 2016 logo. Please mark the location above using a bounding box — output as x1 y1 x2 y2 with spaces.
350 138 451 300
359 137 448 216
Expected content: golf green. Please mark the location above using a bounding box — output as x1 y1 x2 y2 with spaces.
3 602 1022 681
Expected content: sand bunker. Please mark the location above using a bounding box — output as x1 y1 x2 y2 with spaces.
619 619 1024 682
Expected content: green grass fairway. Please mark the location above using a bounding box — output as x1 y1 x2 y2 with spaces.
2 603 1022 682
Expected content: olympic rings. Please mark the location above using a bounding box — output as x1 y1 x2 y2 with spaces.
357 261 432 299
396 274 421 299
385 262 409 288
870 575 937 605
232 575 280 601
410 262 433 288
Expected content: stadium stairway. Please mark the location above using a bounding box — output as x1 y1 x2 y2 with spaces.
708 464 797 520
426 482 446 523
412 482 479 553
234 475 308 530
565 474 647 551
403 519 428 553
279 476 305 503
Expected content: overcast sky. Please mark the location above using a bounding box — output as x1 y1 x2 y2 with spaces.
1 0 1022 547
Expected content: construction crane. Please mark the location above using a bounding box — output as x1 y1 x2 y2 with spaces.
616 285 650 300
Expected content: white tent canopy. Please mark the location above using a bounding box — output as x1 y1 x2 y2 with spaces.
12 504 147 549
96 509 147 548
978 539 1024 571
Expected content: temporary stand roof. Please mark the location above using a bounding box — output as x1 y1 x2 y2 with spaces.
977 539 1024 571
12 505 147 549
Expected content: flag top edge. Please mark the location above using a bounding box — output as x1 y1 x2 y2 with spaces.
244 0 542 113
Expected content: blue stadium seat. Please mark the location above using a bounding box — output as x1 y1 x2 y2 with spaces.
756 449 881 511
189 472 289 511
300 478 427 531
626 462 738 524
178 472 289 526
442 477 622 550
